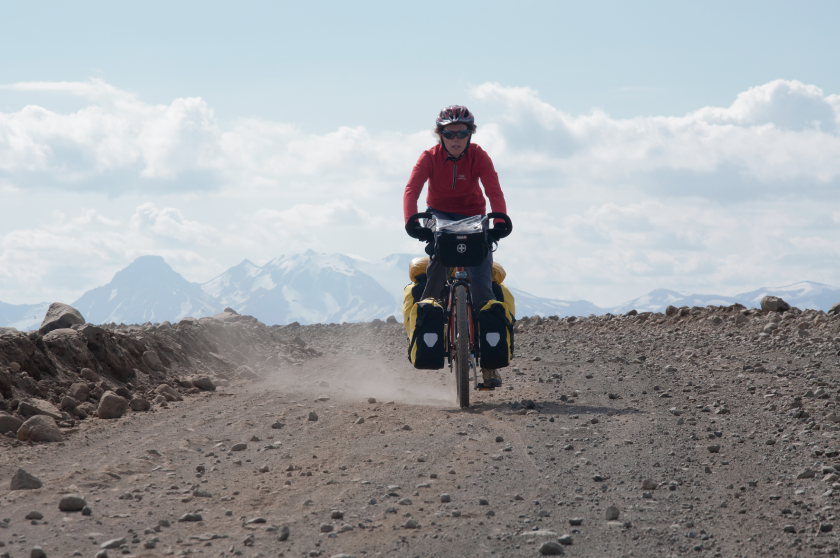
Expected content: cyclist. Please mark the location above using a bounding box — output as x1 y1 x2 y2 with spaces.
403 105 509 388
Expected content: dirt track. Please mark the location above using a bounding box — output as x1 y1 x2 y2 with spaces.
3 307 840 557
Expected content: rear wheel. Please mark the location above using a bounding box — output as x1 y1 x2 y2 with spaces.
454 285 470 408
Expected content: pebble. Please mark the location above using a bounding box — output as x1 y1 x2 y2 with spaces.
320 523 334 533
231 443 247 451
271 421 285 429
440 493 451 503
404 519 418 529
100 538 126 549
278 525 290 541
495 436 504 442
398 498 412 505
25 511 43 520
355 417 365 424
309 411 319 421
605 506 620 520
558 534 573 545
368 398 376 403
58 496 86 512
331 510 345 519
539 541 564 555
641 479 657 490
569 517 583 526
30 547 47 558
707 445 720 453
178 513 203 522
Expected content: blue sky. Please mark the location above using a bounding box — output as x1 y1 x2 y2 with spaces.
1 1 839 306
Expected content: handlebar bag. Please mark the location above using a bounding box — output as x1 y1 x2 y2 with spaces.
478 299 514 369
407 298 446 369
433 215 488 267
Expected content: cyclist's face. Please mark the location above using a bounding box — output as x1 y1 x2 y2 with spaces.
441 124 470 157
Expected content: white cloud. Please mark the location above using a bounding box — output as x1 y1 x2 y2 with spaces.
1 79 840 308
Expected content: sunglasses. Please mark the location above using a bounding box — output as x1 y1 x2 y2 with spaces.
441 130 471 140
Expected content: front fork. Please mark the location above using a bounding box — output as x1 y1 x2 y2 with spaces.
446 269 478 384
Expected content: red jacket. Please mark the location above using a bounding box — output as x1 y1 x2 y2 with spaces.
403 143 507 223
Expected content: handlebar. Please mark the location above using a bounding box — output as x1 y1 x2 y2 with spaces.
405 212 434 239
487 212 513 239
405 211 513 240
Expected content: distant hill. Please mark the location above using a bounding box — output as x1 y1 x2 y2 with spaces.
1 253 839 330
72 255 222 325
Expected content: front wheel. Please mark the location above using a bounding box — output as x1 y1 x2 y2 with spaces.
454 284 470 408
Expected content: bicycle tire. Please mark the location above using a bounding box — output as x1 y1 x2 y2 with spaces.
454 284 470 408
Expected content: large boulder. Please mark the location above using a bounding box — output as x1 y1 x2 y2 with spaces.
67 382 89 402
761 296 790 313
829 302 840 316
192 376 216 391
129 397 151 412
155 384 182 402
39 303 85 335
97 391 129 419
17 415 63 442
18 399 63 421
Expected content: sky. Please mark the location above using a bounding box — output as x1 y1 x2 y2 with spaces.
1 0 839 307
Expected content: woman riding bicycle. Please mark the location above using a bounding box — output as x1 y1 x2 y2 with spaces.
403 105 509 388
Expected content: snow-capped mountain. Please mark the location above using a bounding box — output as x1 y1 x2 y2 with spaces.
72 255 222 325
201 250 397 325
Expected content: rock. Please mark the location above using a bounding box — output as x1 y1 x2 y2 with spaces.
17 415 62 442
331 510 345 519
18 399 63 420
94 551 108 558
495 435 504 442
100 538 127 549
39 302 85 334
665 305 678 317
797 468 817 479
97 391 129 419
67 382 89 402
707 445 720 453
192 376 216 391
25 510 43 520
231 443 247 451
605 506 620 520
404 519 418 529
734 313 749 325
308 411 318 421
539 541 564 555
820 523 833 532
155 384 182 402
641 479 657 490
386 315 398 325
79 368 98 382
320 523 333 533
177 513 203 522
557 534 573 545
58 495 87 512
31 547 47 558
761 296 790 313
354 417 365 424
271 421 285 429
60 396 80 410
142 351 163 371
0 413 22 434
10 469 42 490
367 398 376 404
440 493 451 503
277 525 290 541
569 518 583 526
0 368 12 399
829 302 840 316
129 397 151 411
783 525 796 533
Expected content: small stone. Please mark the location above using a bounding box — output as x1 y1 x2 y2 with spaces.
558 534 573 545
259 465 269 473
404 519 418 529
641 479 657 490
495 436 504 442
25 511 43 520
707 445 720 453
331 510 344 519
246 517 266 524
100 538 127 549
192 376 216 391
94 551 108 558
569 517 583 526
440 493 451 503
478 498 489 505
81 506 92 516
539 541 564 555
231 443 247 451
368 398 376 403
277 525 290 541
797 468 817 479
271 421 285 429
355 417 365 424
31 547 47 558
177 513 203 522
58 496 87 512
783 525 796 533
820 523 834 532
0 414 23 435
10 469 42 490
398 498 412 505
605 506 620 520
129 397 151 412
308 411 319 421
320 523 333 533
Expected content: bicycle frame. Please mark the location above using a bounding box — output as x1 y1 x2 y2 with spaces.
444 267 480 389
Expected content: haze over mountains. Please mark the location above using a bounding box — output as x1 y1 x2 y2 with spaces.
1 253 839 331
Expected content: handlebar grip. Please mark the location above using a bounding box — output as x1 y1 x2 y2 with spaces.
406 212 434 239
487 212 513 238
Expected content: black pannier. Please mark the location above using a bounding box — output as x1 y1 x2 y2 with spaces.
434 215 488 267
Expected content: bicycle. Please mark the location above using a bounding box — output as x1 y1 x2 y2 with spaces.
405 211 513 407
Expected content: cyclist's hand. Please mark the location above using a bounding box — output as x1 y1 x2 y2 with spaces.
424 242 435 256
489 222 511 241
406 219 434 242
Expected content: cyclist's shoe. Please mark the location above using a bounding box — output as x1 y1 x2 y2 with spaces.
481 368 502 388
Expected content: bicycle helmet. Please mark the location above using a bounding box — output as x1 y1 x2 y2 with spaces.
436 105 475 127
